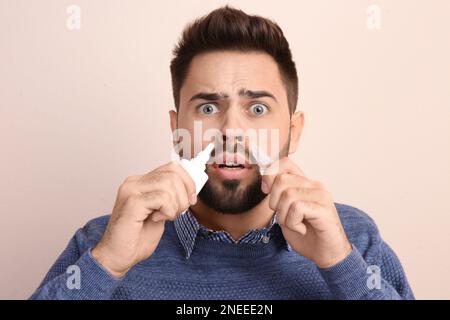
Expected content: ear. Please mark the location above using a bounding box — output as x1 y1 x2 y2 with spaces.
288 111 304 154
169 110 178 147
169 110 178 132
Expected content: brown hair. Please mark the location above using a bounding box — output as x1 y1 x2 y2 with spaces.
170 5 299 114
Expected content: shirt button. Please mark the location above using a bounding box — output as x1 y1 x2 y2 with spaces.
262 235 270 244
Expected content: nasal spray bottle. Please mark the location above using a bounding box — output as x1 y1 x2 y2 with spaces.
152 143 214 222
249 142 273 175
179 143 215 194
250 142 280 224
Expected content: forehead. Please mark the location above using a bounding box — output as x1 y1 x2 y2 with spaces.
180 50 287 102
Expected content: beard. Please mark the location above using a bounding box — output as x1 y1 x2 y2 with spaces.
198 169 267 214
198 137 290 215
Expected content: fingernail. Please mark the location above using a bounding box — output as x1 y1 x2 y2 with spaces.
189 194 197 205
261 182 268 193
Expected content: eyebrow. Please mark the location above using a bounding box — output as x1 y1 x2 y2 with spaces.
238 88 277 102
189 88 277 103
189 92 229 101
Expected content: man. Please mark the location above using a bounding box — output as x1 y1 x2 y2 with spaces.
31 6 414 300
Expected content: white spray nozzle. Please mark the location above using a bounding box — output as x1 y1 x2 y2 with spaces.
192 143 215 167
250 142 273 175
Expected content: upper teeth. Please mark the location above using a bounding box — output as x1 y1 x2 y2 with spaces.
226 162 238 166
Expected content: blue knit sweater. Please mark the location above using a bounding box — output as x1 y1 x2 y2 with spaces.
30 203 414 300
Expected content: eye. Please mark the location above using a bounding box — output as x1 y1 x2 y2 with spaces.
198 103 219 115
248 103 268 116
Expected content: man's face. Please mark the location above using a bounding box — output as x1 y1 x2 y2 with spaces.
170 50 302 214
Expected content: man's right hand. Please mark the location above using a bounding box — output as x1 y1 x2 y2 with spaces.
91 162 197 278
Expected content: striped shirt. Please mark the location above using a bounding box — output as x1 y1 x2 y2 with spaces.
174 209 292 259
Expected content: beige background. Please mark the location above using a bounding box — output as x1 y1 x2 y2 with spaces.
1 0 449 299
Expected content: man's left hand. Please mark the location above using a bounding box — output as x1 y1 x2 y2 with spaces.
261 157 352 268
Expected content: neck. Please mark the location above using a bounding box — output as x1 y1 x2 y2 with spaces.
189 196 275 241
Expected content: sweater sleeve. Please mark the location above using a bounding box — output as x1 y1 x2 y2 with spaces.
318 242 414 300
317 205 415 300
30 225 121 300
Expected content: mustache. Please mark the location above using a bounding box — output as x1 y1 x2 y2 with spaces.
209 141 260 165
211 142 247 156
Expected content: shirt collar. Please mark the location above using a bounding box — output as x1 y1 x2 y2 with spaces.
174 209 292 259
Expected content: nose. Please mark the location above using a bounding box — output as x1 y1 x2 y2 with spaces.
220 106 245 131
217 107 247 145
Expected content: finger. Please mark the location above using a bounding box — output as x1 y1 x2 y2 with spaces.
154 162 197 204
141 191 177 222
156 174 190 218
275 193 322 232
121 190 176 223
137 173 190 218
272 188 296 226
289 200 323 226
285 200 307 234
295 187 332 206
261 157 306 194
151 211 170 223
268 175 313 210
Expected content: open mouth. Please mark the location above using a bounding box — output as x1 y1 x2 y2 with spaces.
217 163 246 170
208 149 254 179
211 161 253 180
